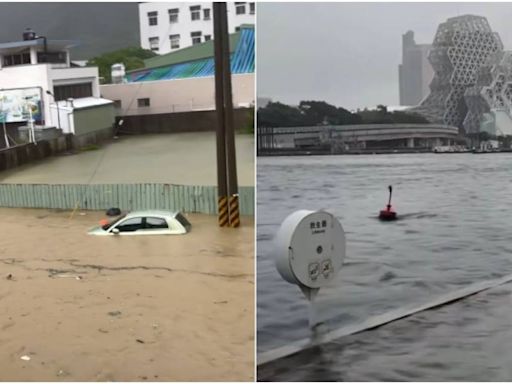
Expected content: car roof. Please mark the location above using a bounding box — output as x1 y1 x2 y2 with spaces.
124 210 179 219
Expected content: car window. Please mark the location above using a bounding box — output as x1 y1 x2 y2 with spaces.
145 217 168 229
175 213 191 231
114 217 143 232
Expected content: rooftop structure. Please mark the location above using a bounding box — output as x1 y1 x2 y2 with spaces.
127 24 254 82
0 29 101 129
100 25 254 115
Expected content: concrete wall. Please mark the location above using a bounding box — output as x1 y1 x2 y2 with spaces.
0 135 71 172
118 107 252 134
0 124 21 149
0 125 114 172
139 2 254 54
71 126 114 149
100 73 254 115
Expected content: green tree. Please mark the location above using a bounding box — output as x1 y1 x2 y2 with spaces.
257 102 304 127
357 107 429 124
298 100 362 126
87 47 157 84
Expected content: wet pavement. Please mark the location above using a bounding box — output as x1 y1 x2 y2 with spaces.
0 132 254 186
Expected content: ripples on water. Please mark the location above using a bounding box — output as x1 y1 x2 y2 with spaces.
257 154 512 380
258 284 512 381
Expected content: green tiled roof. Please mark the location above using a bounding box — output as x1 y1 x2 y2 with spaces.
141 24 253 71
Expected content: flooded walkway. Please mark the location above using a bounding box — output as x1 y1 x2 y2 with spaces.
0 132 254 186
258 283 512 381
0 208 254 381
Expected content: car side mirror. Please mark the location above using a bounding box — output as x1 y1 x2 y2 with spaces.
112 228 120 234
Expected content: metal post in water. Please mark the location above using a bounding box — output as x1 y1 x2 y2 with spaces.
217 2 240 228
213 3 229 227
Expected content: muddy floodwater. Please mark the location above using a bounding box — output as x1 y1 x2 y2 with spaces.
0 132 254 186
0 208 254 381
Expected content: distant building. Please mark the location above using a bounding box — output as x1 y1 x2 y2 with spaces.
139 2 255 55
101 25 254 116
411 15 507 132
398 31 433 106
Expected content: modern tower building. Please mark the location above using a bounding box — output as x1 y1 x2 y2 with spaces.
139 2 255 55
398 31 433 106
411 15 504 131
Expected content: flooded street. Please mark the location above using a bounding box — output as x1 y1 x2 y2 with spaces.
0 132 254 186
0 208 254 381
257 153 512 380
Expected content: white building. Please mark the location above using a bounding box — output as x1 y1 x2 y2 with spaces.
139 2 255 55
0 30 100 130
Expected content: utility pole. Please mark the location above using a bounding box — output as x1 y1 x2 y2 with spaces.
213 2 240 228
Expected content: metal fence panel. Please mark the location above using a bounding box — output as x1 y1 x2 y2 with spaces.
0 183 254 216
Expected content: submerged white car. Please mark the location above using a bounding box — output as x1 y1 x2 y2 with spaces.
88 210 191 236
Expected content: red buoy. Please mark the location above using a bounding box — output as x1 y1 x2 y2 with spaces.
379 185 397 221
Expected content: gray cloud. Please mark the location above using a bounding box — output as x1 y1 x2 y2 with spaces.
257 2 512 110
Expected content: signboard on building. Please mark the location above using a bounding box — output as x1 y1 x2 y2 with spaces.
0 87 42 123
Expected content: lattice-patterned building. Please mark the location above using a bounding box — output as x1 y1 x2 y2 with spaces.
462 51 512 134
411 15 507 133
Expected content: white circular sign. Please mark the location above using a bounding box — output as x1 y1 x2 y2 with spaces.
274 210 345 289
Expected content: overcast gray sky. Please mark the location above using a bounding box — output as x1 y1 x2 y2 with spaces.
257 2 512 110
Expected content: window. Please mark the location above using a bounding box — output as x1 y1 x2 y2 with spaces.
190 5 201 21
113 100 122 109
249 2 255 14
115 217 143 232
175 213 191 231
235 2 246 15
145 217 168 229
54 83 92 101
138 98 150 107
235 26 241 32
204 35 211 42
203 8 211 20
149 37 159 52
170 34 180 49
3 52 31 67
168 8 179 23
148 11 158 26
191 31 202 45
37 51 67 64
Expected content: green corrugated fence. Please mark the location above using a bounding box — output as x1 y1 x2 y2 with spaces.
0 184 255 216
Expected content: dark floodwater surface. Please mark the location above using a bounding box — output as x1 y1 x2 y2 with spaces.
257 154 512 381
